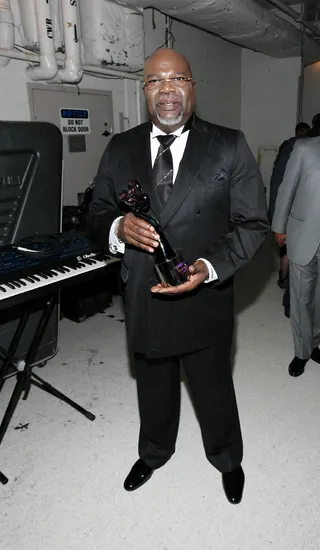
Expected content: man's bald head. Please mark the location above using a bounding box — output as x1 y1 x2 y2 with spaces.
143 48 195 133
144 48 192 80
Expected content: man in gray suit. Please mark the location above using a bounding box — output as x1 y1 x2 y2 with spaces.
272 115 320 377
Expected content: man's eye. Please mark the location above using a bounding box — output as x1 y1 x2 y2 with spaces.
173 77 185 82
149 80 159 84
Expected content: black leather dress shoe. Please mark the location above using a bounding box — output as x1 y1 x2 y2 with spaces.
311 347 320 364
288 357 308 377
124 459 154 492
222 466 245 504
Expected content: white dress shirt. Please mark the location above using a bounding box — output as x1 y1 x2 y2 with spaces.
108 123 217 283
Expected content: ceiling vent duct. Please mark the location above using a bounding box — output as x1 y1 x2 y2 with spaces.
119 0 320 64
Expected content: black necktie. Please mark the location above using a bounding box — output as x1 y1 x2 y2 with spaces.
153 134 177 206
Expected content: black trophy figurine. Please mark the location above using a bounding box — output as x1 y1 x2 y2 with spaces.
119 180 189 287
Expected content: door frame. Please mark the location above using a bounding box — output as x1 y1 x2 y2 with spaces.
27 83 114 134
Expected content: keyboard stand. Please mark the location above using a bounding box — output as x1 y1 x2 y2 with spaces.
0 293 95 484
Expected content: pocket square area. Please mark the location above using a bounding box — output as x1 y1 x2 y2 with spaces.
213 169 228 180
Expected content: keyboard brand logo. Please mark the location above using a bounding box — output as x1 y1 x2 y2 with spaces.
77 253 96 261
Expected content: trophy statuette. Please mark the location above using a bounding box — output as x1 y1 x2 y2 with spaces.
119 180 189 287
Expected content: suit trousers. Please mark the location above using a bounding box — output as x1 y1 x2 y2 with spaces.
134 332 243 473
289 244 320 359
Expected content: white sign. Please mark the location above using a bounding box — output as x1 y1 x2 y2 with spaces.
60 108 91 135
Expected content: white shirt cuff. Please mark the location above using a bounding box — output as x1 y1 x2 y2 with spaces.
197 258 218 283
109 216 125 255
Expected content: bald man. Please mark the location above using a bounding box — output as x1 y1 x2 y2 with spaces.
87 48 269 504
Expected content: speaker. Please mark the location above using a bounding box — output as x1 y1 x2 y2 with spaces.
0 121 62 365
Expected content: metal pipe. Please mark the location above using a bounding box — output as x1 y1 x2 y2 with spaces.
0 47 39 62
0 0 14 67
53 0 83 84
18 0 38 45
0 49 144 80
26 0 58 81
265 0 320 38
83 64 143 81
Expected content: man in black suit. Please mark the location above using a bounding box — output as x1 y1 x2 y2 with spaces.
86 49 269 504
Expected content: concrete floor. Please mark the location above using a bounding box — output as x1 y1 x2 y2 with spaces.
1 248 320 550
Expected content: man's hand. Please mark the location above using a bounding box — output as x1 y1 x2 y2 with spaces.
151 260 209 295
273 232 286 247
118 213 160 253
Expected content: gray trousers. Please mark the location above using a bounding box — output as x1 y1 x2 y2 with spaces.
289 245 320 360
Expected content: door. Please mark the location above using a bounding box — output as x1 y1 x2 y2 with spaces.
29 85 114 205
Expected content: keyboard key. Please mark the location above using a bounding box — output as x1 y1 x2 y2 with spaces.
4 282 15 289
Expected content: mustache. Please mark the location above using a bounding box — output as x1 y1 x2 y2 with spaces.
156 95 181 105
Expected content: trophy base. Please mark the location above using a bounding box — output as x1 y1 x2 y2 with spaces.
154 254 189 287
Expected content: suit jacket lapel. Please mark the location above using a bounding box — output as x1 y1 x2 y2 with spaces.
128 122 162 220
160 116 216 229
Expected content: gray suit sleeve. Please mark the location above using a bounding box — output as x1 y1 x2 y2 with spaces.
271 141 304 234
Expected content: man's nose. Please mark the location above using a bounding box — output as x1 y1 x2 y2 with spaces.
159 79 176 93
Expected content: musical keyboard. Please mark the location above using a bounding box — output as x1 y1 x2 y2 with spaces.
0 231 119 309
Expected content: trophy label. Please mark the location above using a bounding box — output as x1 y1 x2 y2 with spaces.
175 262 189 274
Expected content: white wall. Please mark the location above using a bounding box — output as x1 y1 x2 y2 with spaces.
241 49 300 201
241 49 301 159
303 62 320 124
143 9 242 129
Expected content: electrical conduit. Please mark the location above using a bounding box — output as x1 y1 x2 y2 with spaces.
0 0 14 68
53 0 83 84
26 0 58 81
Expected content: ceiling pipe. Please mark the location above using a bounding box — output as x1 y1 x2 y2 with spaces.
26 0 58 81
0 0 14 67
265 0 320 38
17 0 39 45
0 47 39 62
0 48 144 80
83 65 143 81
121 0 320 62
52 0 83 84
